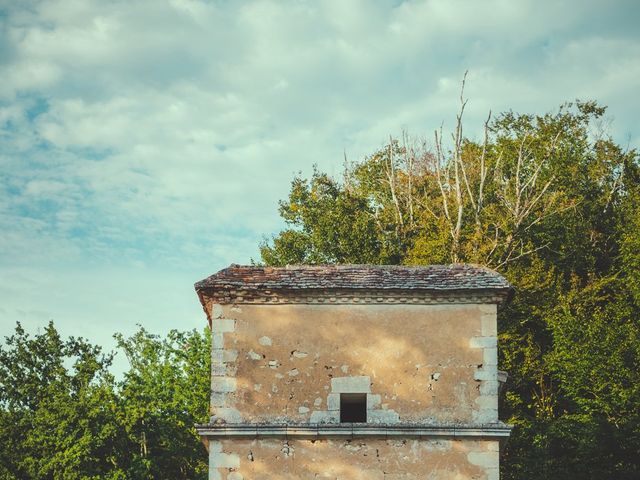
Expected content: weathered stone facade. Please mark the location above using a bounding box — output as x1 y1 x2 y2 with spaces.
196 265 512 479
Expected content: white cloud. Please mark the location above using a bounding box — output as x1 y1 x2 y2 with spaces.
1 0 639 345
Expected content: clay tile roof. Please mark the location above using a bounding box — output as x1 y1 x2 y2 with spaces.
195 264 511 293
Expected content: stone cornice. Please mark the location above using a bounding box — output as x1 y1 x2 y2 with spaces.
196 423 513 439
200 288 509 306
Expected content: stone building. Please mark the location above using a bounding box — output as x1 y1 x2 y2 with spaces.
195 264 512 479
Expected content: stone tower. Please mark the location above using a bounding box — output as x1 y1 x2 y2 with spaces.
195 264 512 479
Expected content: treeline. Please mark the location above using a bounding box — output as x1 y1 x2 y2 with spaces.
0 324 210 479
261 100 640 479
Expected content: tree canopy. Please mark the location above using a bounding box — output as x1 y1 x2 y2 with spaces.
0 323 210 480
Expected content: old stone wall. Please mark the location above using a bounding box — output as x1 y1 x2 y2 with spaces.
208 302 498 425
208 437 500 480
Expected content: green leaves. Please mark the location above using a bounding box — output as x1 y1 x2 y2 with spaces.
260 100 640 478
114 327 210 479
548 277 640 424
261 168 385 265
0 321 121 479
0 323 210 480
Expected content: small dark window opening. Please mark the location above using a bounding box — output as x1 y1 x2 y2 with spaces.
340 393 367 423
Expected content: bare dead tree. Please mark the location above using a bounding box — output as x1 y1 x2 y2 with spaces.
431 71 469 262
401 129 416 228
342 150 352 193
354 71 569 268
423 71 568 267
384 137 404 231
433 125 455 257
491 131 564 267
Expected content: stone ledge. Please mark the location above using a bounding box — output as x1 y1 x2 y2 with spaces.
204 289 509 307
196 423 513 439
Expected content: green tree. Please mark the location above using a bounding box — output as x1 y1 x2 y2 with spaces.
260 98 640 479
114 327 210 480
0 322 125 479
0 323 211 480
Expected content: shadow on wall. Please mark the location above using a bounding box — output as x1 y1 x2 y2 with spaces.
211 437 496 479
217 303 493 424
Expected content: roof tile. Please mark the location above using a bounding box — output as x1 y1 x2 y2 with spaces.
195 264 511 293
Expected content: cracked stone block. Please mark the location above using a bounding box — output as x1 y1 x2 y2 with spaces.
327 393 340 411
331 376 371 393
212 333 225 349
209 451 239 469
212 304 224 319
367 394 381 409
211 377 236 392
469 336 497 349
212 319 235 332
483 347 498 366
474 370 496 381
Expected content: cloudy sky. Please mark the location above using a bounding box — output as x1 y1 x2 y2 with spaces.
1 0 639 363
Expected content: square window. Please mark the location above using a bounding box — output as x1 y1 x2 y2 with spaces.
340 393 367 423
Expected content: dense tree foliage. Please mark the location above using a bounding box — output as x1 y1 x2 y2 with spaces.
0 323 209 479
261 100 640 479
